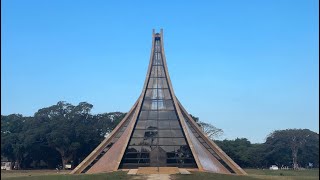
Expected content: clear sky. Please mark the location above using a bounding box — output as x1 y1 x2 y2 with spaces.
1 0 319 143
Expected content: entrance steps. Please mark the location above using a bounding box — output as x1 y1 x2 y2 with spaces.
127 167 191 175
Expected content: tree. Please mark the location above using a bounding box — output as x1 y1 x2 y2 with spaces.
32 101 126 169
215 138 253 167
2 102 319 170
198 121 223 140
93 112 126 137
1 114 33 169
189 114 199 123
265 129 319 169
33 101 96 169
1 101 127 169
189 114 223 139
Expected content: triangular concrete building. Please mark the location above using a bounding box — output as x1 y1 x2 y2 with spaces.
71 30 247 175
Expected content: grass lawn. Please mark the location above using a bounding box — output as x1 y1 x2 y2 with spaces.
173 169 319 180
245 168 319 177
1 168 319 180
1 170 128 180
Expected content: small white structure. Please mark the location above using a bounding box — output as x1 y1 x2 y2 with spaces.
65 164 72 170
1 162 12 170
269 165 279 170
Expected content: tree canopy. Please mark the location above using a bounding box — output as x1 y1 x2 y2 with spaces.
1 101 125 169
264 129 319 169
1 101 319 169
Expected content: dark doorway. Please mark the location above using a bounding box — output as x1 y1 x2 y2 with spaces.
150 147 166 167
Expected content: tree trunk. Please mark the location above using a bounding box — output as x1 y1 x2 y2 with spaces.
55 148 67 170
292 148 299 170
56 148 73 170
62 156 73 170
62 157 67 170
15 160 21 170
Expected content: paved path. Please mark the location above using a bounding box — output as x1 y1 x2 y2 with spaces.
131 174 171 180
128 168 190 179
145 174 171 180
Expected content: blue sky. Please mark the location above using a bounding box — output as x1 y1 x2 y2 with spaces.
1 0 319 143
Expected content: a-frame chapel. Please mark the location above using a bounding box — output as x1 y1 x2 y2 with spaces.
71 30 247 175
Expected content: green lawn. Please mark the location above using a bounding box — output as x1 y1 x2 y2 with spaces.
1 170 128 180
245 168 319 177
173 171 258 180
1 169 319 180
173 169 319 180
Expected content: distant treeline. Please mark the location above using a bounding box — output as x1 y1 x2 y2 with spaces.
1 101 319 170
